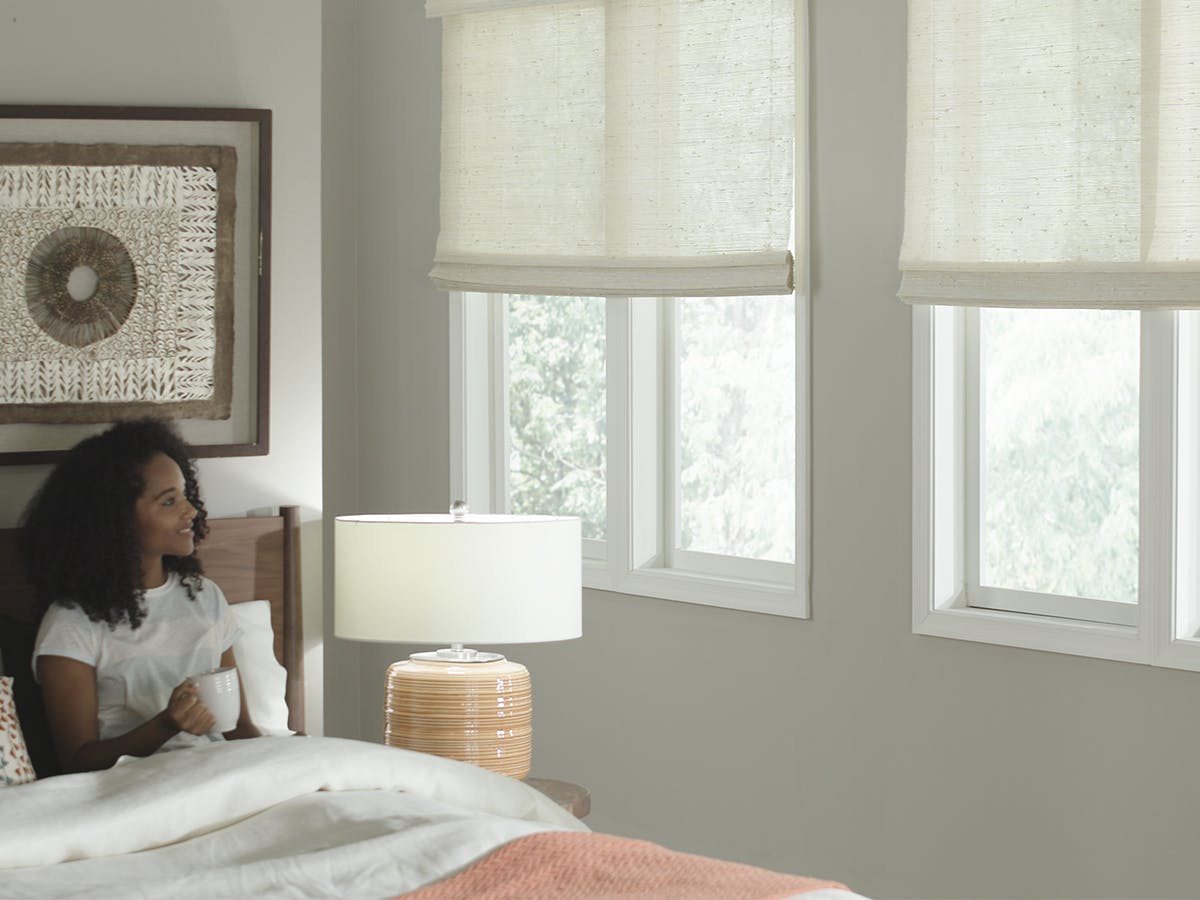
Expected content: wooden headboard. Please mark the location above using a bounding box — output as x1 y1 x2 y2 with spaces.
0 505 304 775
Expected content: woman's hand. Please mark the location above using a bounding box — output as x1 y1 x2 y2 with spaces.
161 680 216 736
40 655 209 772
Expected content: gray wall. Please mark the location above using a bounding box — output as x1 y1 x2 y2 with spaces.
325 3 1200 899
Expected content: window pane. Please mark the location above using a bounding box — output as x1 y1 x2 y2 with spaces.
676 296 795 563
980 308 1138 603
505 295 606 541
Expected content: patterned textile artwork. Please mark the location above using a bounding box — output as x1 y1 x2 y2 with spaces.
0 143 235 423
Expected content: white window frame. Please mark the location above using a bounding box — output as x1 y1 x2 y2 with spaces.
450 292 809 619
913 304 1200 670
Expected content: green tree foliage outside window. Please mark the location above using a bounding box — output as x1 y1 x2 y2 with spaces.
982 308 1139 604
506 295 606 540
677 296 795 563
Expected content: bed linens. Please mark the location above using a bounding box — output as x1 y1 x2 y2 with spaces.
0 735 583 898
0 735 870 900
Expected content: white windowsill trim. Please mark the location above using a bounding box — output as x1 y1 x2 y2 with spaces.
914 602 1144 664
584 558 803 618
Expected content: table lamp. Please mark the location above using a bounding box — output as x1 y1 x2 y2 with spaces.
334 504 581 779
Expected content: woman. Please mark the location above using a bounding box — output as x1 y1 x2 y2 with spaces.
23 418 259 773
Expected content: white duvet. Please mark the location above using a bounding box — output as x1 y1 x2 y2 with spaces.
0 735 586 899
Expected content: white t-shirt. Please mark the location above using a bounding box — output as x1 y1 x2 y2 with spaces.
32 573 241 752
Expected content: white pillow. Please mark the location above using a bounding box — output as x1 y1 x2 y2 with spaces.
230 601 293 736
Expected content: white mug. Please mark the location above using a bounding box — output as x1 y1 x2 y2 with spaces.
190 666 240 734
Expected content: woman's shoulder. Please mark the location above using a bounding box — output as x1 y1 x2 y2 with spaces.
163 569 219 592
35 600 102 650
178 570 217 588
194 573 224 596
40 600 92 627
176 572 228 609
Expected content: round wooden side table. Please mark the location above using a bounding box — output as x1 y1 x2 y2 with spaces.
525 777 591 819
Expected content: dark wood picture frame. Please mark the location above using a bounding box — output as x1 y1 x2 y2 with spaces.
0 105 271 464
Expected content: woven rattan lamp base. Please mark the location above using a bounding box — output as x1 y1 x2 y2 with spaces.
383 656 532 779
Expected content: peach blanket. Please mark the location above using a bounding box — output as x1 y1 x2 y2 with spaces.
400 831 848 900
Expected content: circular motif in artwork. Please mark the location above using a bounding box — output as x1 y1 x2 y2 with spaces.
24 227 138 348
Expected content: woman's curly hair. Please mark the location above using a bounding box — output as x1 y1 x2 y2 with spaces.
19 417 209 629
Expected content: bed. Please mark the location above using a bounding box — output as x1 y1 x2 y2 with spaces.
0 506 867 899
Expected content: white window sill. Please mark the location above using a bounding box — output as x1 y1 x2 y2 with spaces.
915 603 1144 663
915 601 1200 673
584 558 806 619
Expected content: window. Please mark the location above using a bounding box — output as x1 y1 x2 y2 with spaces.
913 303 1200 668
904 2 1200 668
432 0 803 616
451 292 805 617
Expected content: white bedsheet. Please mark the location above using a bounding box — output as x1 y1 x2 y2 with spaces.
0 735 584 898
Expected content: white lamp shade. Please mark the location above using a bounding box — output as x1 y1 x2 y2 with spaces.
334 513 581 645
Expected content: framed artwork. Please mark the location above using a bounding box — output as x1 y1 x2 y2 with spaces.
0 105 271 464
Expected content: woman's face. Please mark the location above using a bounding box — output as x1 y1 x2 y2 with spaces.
134 452 197 561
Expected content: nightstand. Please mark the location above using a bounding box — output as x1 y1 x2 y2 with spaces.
525 776 591 819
